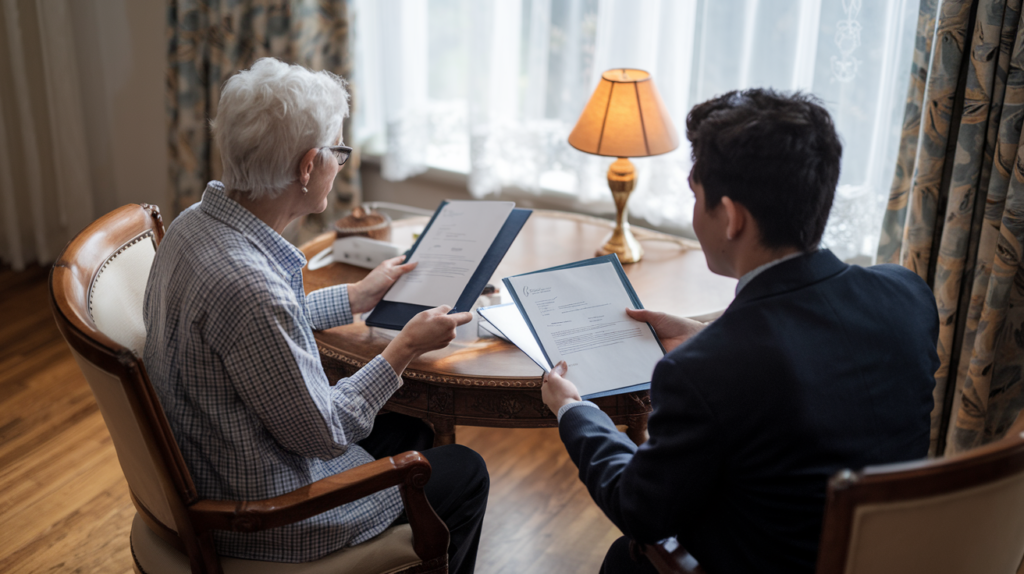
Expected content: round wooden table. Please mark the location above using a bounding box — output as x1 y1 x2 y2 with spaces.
302 209 736 446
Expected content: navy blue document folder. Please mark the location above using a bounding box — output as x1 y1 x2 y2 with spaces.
502 254 663 400
364 202 532 330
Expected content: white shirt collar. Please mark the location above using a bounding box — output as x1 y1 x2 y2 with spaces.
734 250 809 295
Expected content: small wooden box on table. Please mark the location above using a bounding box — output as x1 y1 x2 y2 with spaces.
301 209 735 447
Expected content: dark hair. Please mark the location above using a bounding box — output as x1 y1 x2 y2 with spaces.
686 88 842 251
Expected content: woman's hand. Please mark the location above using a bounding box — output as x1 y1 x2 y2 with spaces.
541 361 582 414
625 308 705 353
381 306 473 375
348 256 417 315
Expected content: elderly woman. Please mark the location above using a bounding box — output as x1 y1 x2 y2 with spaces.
144 58 488 573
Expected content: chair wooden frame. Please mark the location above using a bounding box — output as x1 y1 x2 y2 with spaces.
49 203 449 574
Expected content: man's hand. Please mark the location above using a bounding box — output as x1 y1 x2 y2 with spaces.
542 361 582 415
381 305 473 375
348 256 418 315
626 308 705 353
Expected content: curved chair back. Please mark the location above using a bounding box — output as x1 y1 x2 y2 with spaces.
817 416 1024 574
49 204 212 570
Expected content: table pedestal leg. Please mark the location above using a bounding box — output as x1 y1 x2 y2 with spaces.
626 414 649 446
430 416 456 447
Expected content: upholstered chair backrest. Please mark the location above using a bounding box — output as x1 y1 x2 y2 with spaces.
50 204 198 549
818 419 1024 574
88 230 156 355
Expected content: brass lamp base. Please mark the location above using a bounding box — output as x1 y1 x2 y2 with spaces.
596 157 644 264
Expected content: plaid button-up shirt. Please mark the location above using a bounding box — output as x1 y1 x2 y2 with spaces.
143 182 403 562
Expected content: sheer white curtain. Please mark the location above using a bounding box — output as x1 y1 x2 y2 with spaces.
354 0 919 262
1 0 165 271
1 0 94 270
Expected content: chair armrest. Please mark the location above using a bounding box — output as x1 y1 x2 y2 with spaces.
188 451 448 562
642 539 705 574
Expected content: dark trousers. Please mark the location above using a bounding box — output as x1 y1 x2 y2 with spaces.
359 413 489 574
600 536 660 574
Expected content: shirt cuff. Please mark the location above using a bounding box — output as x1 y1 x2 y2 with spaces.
346 355 403 414
374 354 403 389
306 284 354 329
557 400 600 424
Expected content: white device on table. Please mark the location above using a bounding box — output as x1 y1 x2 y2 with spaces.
307 237 404 271
332 236 403 269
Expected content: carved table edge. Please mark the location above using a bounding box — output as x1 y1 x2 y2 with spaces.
318 345 544 388
385 405 646 427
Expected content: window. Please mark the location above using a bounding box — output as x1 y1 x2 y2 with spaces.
354 0 918 262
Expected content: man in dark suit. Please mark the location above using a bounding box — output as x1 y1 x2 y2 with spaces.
542 89 938 573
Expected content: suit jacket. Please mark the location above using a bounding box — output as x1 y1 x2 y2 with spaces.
559 250 938 574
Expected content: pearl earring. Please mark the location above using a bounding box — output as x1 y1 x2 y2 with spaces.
302 186 308 194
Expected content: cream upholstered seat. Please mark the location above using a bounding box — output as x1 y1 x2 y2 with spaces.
50 204 448 574
130 515 420 574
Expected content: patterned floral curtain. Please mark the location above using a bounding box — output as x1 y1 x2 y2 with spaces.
167 0 359 236
879 0 1024 455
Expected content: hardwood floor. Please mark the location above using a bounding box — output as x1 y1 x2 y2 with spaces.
0 267 621 573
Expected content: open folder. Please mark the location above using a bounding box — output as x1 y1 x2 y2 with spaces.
489 254 665 400
365 200 531 330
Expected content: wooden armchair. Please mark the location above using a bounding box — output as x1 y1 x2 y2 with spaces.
815 411 1024 574
642 413 1024 574
49 203 449 574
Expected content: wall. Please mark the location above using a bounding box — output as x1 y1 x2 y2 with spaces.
69 0 166 213
0 0 165 269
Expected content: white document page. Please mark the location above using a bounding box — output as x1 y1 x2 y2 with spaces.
478 304 549 371
479 321 509 341
506 262 664 397
384 201 515 307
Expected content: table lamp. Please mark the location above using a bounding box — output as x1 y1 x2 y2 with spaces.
568 69 679 263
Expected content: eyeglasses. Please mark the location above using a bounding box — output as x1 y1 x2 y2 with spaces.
325 145 353 166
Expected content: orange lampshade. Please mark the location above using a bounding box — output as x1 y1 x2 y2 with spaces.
568 69 679 158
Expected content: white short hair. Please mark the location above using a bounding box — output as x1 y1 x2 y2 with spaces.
212 58 349 201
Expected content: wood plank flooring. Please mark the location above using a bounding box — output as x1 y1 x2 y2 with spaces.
0 266 621 573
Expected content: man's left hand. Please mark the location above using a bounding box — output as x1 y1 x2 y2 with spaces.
542 361 583 415
348 256 417 315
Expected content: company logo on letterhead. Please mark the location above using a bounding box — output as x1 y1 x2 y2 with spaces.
521 285 552 299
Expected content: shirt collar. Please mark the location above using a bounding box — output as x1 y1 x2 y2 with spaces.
199 181 307 278
735 250 809 295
